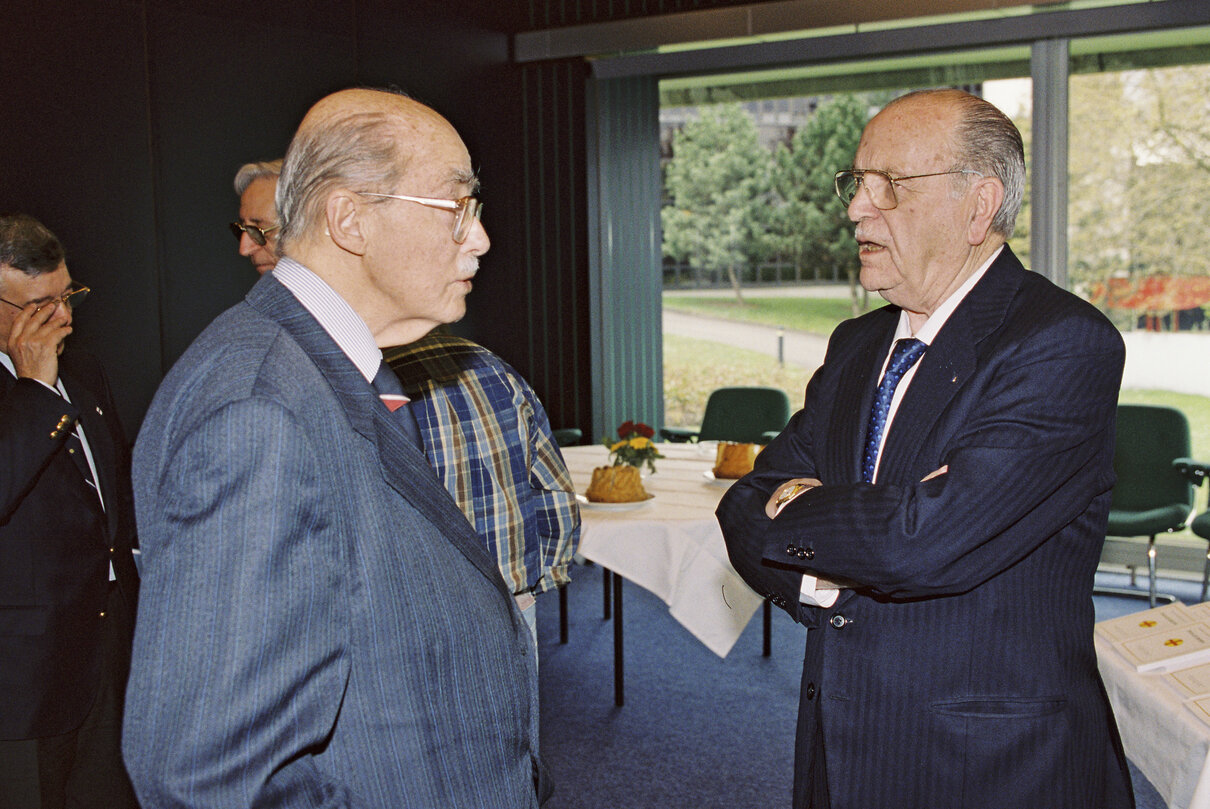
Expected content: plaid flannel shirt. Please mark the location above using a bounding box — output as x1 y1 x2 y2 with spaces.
384 333 580 595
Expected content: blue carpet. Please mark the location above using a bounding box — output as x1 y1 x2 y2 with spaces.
537 564 1180 808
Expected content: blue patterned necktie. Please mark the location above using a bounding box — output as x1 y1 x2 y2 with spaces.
862 338 927 483
371 361 423 450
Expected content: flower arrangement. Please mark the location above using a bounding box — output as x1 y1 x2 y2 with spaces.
603 420 664 474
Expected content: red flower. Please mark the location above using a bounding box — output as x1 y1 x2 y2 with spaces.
635 422 654 438
617 420 635 439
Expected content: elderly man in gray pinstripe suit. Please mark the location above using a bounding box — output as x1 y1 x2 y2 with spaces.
124 87 547 808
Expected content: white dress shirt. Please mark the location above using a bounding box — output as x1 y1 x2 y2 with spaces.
272 257 384 384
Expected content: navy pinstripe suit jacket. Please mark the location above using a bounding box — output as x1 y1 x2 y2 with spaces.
718 246 1135 809
124 274 546 808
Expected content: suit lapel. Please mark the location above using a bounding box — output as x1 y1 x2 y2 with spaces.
874 247 1025 485
245 275 508 594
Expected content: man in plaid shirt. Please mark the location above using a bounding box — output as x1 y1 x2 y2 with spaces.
386 332 580 644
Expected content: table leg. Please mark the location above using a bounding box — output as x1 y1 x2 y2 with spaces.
559 585 569 645
603 566 611 619
763 599 772 657
613 570 624 707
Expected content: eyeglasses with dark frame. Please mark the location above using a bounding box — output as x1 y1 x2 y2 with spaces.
0 285 90 313
834 169 984 210
229 221 280 246
357 192 483 244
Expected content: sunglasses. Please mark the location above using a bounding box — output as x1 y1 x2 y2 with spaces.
229 221 280 246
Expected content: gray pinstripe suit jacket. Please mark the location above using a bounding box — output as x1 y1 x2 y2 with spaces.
719 246 1135 809
124 274 546 808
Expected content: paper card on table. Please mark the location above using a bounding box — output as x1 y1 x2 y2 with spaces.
1095 601 1193 643
1184 601 1210 623
1189 696 1210 727
1168 661 1210 697
1117 622 1210 673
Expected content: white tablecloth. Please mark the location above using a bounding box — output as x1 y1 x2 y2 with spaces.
562 443 763 657
1096 633 1210 808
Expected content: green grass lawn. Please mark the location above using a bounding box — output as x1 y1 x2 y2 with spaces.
663 295 873 335
663 334 808 428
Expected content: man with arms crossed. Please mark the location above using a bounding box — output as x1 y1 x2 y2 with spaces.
718 89 1133 808
124 88 547 807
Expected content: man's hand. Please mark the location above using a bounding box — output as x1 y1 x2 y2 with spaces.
765 477 822 519
7 301 70 385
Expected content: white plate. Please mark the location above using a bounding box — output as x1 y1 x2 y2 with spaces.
576 493 654 511
702 470 737 486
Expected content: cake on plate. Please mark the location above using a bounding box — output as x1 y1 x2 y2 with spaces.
585 465 651 503
713 442 758 479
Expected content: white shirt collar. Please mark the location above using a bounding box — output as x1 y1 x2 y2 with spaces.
272 257 383 383
894 245 1003 343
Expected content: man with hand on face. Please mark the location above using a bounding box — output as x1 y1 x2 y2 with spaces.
718 89 1133 809
0 214 139 809
125 88 548 808
230 159 282 275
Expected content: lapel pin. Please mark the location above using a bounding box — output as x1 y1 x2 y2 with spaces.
95 406 103 415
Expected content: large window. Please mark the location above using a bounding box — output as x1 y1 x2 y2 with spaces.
658 51 1034 428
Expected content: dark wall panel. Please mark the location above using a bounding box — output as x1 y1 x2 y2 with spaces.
1 0 601 437
0 2 160 433
145 2 358 369
509 59 594 436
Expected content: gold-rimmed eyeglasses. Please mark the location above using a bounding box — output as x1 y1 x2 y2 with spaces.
357 192 483 244
834 169 983 210
0 285 89 313
229 221 280 246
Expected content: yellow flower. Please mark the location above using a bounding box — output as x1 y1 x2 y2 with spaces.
610 440 628 452
629 436 652 450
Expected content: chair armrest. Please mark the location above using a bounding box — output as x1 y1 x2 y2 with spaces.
660 427 699 443
759 430 781 445
1173 457 1210 486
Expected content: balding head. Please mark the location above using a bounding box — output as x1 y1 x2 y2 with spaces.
276 88 457 254
880 89 1025 239
272 87 489 348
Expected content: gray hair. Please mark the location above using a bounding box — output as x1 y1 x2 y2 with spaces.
888 89 1026 239
276 106 408 253
0 213 65 277
233 159 283 196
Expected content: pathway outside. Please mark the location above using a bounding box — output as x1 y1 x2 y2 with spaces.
665 284 1210 395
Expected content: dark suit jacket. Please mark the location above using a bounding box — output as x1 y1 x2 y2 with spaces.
0 350 138 740
124 273 547 808
718 246 1134 809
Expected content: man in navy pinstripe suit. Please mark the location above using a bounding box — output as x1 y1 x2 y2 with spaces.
718 89 1134 808
124 88 547 807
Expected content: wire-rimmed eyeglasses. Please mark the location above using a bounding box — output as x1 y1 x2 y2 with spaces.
0 285 90 313
357 192 483 244
834 169 983 210
229 221 280 246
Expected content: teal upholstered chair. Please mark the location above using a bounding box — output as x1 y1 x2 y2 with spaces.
1172 458 1210 602
1104 404 1195 606
552 428 583 447
660 386 792 444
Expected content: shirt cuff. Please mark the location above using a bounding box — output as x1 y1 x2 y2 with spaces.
799 574 840 607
